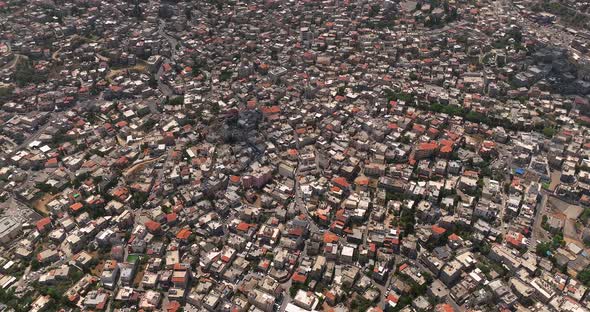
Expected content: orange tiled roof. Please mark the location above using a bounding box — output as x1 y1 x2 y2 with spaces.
176 228 191 240
323 231 339 244
432 225 447 235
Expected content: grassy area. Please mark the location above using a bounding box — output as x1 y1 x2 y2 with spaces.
126 254 140 263
476 256 507 279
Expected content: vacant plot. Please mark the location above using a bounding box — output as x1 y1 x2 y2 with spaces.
549 196 583 219
33 193 59 216
90 260 105 276
106 62 148 82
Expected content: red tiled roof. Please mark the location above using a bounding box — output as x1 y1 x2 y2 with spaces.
436 303 455 312
398 263 409 272
261 105 280 115
36 217 51 231
355 177 369 185
145 220 161 232
448 233 461 241
331 176 350 188
418 142 438 151
166 213 177 223
323 231 339 244
70 202 83 211
324 290 336 301
166 301 181 312
236 222 252 232
440 144 453 153
292 272 307 283
289 227 304 237
506 232 524 247
387 293 399 303
176 228 191 240
369 243 376 253
432 225 447 235
46 158 58 165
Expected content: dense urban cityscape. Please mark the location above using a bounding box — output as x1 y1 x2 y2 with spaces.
0 0 590 311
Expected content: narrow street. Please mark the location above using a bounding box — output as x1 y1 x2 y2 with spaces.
529 193 548 252
156 19 179 97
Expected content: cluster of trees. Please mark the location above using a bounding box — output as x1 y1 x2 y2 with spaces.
415 0 460 28
219 70 232 81
0 86 13 101
289 282 308 297
536 233 565 258
542 126 557 138
210 101 221 114
131 1 143 20
368 4 381 17
384 90 415 103
493 27 526 51
416 101 492 125
207 0 225 10
388 271 432 311
581 208 590 226
407 100 553 135
423 8 459 28
579 268 590 286
14 59 46 86
131 191 149 209
387 193 416 236
0 288 33 312
35 182 59 195
166 96 184 106
532 1 590 30
350 296 373 311
191 56 211 77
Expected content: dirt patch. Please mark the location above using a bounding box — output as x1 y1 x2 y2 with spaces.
548 196 583 219
564 219 579 240
33 193 59 216
90 260 105 276
117 135 127 146
133 267 146 288
106 62 148 82
563 236 584 247
123 157 162 178
549 171 561 191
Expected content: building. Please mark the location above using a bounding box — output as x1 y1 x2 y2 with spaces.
0 217 21 244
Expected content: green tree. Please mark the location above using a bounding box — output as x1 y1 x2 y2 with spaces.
536 241 552 257
219 70 232 81
579 268 590 286
542 126 556 138
167 96 184 105
14 60 38 86
211 101 221 114
351 297 373 311
31 258 41 270
0 86 13 101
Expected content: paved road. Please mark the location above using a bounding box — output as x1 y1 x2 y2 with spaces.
292 128 320 233
158 20 178 58
529 192 548 252
7 113 61 156
156 19 179 97
7 98 95 157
